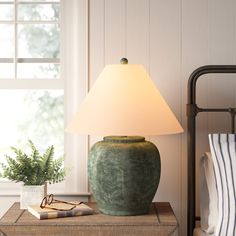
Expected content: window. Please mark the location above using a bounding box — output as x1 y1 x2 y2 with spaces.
0 0 64 187
0 90 64 156
0 0 89 195
0 0 60 79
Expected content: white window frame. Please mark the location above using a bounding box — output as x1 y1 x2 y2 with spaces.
62 0 90 196
0 0 91 197
0 0 62 86
0 0 63 193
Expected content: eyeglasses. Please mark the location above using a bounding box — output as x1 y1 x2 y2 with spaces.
40 194 83 211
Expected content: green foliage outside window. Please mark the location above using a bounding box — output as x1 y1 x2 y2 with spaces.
17 3 63 155
17 91 64 156
19 3 60 77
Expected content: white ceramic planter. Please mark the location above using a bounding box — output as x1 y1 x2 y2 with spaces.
20 183 47 209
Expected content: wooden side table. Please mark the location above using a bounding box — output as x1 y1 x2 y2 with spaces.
0 202 178 236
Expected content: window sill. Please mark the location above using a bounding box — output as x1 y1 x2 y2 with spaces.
0 180 91 197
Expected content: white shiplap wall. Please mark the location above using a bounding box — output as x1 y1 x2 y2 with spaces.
89 0 236 235
1 1 235 235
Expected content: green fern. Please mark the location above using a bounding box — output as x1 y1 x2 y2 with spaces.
0 140 66 185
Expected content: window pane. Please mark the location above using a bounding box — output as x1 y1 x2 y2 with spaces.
18 63 59 78
0 4 13 21
0 63 13 78
18 3 59 21
18 24 60 58
0 90 64 160
0 24 13 58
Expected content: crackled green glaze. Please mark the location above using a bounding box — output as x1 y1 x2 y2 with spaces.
88 136 161 216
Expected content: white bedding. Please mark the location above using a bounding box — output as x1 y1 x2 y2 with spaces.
200 152 218 233
194 227 214 236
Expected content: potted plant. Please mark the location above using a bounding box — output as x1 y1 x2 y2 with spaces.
0 140 66 209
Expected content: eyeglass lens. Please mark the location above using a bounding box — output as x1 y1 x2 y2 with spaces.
40 197 47 208
47 194 54 204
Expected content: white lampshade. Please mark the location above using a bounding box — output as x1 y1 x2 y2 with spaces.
67 63 183 136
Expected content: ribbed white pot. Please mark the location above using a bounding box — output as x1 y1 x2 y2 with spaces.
20 183 47 209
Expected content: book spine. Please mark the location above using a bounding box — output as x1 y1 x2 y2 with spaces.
40 209 93 220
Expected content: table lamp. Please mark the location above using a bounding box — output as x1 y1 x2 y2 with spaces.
66 58 183 216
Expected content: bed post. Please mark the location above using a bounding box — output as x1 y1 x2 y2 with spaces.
187 65 236 236
187 73 198 236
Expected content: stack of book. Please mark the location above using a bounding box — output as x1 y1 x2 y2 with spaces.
28 202 94 220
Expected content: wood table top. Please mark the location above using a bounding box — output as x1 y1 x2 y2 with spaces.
0 202 178 236
0 202 177 226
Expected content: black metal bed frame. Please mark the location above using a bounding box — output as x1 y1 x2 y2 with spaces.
187 65 236 236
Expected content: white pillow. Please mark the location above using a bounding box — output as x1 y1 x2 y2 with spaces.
200 152 218 234
209 134 236 236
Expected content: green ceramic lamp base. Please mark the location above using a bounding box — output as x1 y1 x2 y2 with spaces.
88 136 161 216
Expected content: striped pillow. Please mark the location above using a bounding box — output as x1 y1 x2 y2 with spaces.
209 134 236 236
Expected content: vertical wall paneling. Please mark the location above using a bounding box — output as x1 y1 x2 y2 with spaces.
208 0 234 64
89 0 105 149
207 0 235 134
149 0 182 235
181 1 209 234
126 0 149 68
89 0 105 87
104 0 126 64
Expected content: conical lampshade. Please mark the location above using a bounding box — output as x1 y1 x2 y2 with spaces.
67 63 183 136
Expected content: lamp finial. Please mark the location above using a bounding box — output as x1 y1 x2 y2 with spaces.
120 58 128 64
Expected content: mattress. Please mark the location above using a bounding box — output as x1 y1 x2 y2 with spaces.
193 227 214 236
